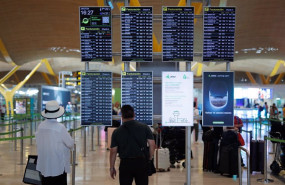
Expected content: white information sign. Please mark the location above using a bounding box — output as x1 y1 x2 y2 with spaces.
162 72 193 126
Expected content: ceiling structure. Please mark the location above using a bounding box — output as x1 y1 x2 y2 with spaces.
0 0 285 85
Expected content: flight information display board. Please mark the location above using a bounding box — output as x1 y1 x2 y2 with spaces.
203 7 236 62
162 7 194 62
121 7 153 62
121 72 153 125
81 72 112 126
79 7 112 62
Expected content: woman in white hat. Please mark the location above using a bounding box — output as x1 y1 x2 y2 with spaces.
35 100 74 185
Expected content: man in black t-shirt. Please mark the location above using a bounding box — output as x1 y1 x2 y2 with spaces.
109 105 155 185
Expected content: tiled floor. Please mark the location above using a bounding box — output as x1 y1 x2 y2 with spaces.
0 121 285 185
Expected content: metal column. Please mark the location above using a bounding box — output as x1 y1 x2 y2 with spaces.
185 60 191 185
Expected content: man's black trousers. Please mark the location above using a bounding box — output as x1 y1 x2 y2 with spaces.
119 158 148 185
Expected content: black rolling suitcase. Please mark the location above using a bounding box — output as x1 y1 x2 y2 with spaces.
250 140 264 174
203 140 219 171
203 141 214 171
218 130 239 176
219 143 239 176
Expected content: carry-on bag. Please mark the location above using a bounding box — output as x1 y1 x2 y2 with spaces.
154 148 170 172
250 140 264 173
23 155 42 185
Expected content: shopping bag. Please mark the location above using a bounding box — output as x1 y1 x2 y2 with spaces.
23 155 42 185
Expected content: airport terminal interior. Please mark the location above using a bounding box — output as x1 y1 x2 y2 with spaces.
1 0 285 184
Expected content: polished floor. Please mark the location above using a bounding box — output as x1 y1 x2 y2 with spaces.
0 120 285 185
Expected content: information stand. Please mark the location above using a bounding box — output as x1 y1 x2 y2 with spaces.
202 72 234 127
162 72 194 127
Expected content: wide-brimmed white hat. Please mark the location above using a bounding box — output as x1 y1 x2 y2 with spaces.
41 100 65 119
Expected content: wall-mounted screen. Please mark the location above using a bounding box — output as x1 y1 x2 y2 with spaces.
15 98 27 115
162 7 194 62
121 7 153 62
162 72 193 127
235 99 244 107
234 88 273 99
203 7 236 62
121 72 153 125
79 7 112 62
41 86 71 111
81 72 112 126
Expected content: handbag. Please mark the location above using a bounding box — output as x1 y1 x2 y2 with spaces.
23 155 42 185
123 125 156 176
237 132 245 146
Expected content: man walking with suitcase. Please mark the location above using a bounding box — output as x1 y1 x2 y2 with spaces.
109 105 155 185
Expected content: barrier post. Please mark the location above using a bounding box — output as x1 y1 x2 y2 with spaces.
97 126 100 146
14 121 17 151
34 116 37 133
238 147 251 185
72 144 76 185
19 128 24 165
91 126 94 151
9 116 11 132
238 148 242 185
69 130 73 164
257 136 274 183
30 118 33 145
184 126 191 185
259 120 262 138
84 127 87 157
249 131 252 143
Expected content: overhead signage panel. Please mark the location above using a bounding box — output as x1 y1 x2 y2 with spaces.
121 7 153 62
81 72 112 126
121 71 153 125
162 7 194 62
79 7 112 62
203 7 236 62
203 72 234 127
162 72 193 127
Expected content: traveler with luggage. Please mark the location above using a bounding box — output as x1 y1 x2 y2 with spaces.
264 102 269 118
270 103 279 119
0 104 5 122
109 105 156 185
234 116 245 166
191 102 200 143
35 100 74 185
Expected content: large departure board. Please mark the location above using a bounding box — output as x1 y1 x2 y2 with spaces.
81 72 112 126
203 7 235 62
121 7 153 62
162 7 194 62
121 72 153 125
79 7 112 62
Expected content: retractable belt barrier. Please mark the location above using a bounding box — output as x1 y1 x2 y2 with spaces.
0 129 22 135
256 136 285 183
